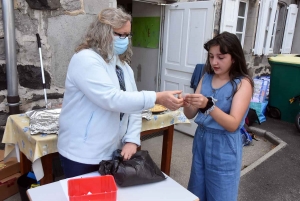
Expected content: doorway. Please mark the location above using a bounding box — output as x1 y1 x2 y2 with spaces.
118 0 162 92
118 0 132 14
117 1 214 136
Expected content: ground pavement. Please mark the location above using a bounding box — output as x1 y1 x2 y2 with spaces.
238 117 300 201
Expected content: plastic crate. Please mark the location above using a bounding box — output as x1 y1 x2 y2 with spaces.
68 175 117 201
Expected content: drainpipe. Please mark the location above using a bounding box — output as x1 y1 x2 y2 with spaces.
2 0 20 114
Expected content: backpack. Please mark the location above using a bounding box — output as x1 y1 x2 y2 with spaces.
240 126 252 146
245 108 260 126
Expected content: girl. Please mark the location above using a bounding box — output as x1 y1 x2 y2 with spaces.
183 32 254 201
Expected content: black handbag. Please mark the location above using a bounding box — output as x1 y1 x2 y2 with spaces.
99 149 166 187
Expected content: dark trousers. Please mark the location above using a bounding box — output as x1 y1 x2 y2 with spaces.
59 154 99 178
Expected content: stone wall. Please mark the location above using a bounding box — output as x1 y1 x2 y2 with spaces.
0 0 110 126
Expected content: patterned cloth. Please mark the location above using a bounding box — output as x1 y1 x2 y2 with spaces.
2 110 190 163
2 114 58 162
116 65 126 120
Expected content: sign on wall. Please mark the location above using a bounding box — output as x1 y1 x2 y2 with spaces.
132 17 160 49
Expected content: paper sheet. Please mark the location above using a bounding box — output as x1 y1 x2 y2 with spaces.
4 144 20 162
32 158 44 181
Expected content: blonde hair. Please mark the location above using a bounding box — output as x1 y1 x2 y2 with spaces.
75 8 132 63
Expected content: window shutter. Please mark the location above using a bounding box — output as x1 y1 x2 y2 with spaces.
281 4 298 54
253 0 271 55
263 0 279 55
220 0 239 33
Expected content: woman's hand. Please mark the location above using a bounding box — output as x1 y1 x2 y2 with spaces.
121 142 138 160
178 93 191 108
184 94 208 109
156 91 184 111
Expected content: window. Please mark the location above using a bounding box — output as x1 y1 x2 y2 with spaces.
236 1 248 46
253 0 279 55
220 0 249 47
254 1 298 55
273 2 288 54
263 3 280 54
269 5 279 52
281 4 298 53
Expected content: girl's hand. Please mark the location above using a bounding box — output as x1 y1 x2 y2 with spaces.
184 94 208 109
182 100 191 108
178 93 190 108
121 142 138 160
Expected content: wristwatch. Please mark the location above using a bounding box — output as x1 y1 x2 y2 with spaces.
199 97 216 115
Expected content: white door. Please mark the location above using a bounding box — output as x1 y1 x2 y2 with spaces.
160 1 214 136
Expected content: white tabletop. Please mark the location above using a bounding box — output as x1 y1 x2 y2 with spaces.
27 172 199 201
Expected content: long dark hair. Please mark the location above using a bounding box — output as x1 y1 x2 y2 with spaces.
203 32 254 97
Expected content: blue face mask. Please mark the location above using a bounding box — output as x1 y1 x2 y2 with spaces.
113 36 129 55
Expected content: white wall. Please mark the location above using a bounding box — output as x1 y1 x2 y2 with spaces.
131 1 161 91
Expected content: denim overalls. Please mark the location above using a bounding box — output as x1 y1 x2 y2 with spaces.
187 73 247 201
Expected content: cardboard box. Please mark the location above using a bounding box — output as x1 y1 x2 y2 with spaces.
0 150 21 180
0 172 21 200
0 149 4 161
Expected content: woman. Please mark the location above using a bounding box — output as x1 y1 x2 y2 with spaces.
58 8 183 178
183 32 254 201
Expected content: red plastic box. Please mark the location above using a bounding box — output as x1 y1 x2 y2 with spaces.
68 175 117 201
